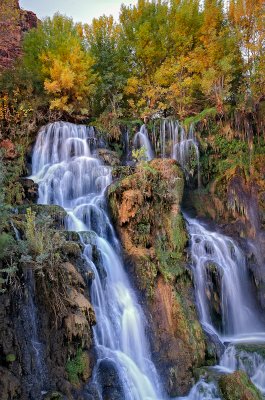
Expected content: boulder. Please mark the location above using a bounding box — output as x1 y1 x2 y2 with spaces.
97 148 121 166
219 371 262 400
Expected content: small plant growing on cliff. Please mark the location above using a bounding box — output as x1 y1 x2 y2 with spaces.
66 348 87 385
132 146 147 163
25 208 45 255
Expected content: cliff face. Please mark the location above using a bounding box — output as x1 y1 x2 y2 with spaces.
0 205 96 400
108 159 206 396
0 0 37 69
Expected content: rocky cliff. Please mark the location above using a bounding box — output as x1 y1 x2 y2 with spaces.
108 159 206 396
0 0 37 69
0 204 96 400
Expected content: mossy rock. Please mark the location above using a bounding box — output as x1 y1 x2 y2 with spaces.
16 204 67 219
15 204 67 230
61 241 81 257
60 231 80 242
235 344 265 359
97 148 121 166
219 371 262 400
66 349 91 386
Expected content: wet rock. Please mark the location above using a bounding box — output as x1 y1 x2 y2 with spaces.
63 263 85 287
204 261 222 331
44 391 64 400
219 370 262 400
97 359 125 400
0 366 21 399
97 148 121 166
81 384 100 400
19 178 38 203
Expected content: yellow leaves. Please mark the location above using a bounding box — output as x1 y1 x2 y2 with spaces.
46 60 75 92
50 96 69 112
124 77 139 95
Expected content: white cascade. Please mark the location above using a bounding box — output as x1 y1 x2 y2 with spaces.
158 119 200 184
182 215 265 399
186 215 264 338
133 124 154 161
31 121 163 400
218 345 265 394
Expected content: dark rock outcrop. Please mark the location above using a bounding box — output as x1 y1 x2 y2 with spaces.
0 205 96 400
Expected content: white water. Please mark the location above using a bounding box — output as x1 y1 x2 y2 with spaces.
31 121 163 400
179 380 220 400
182 215 265 399
157 119 200 184
133 124 154 161
218 345 265 393
186 215 263 338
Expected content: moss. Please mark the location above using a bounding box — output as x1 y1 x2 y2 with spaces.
66 348 89 385
235 344 265 359
6 353 16 362
219 371 262 400
61 241 81 257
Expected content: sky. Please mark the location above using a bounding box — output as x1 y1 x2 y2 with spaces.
19 0 138 23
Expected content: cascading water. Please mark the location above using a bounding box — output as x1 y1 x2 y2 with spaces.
182 215 265 399
133 124 154 161
153 119 200 185
16 267 49 399
186 215 264 338
172 124 200 185
219 345 265 393
31 121 163 400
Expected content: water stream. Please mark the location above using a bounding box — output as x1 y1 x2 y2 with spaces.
183 215 265 399
133 124 154 161
134 120 199 185
31 121 163 400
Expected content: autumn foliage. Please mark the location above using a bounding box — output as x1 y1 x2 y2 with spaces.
0 0 264 123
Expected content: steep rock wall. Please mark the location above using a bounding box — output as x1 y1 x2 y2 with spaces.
108 159 206 396
0 0 37 69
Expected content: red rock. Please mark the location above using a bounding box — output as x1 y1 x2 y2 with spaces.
0 139 17 159
0 0 38 69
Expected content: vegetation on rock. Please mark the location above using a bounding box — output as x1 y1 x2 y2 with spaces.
108 159 206 396
219 371 262 400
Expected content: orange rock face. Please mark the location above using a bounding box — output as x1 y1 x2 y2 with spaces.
0 0 37 69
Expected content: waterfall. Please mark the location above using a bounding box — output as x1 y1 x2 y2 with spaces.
172 124 200 185
31 121 163 399
133 124 154 161
182 214 265 399
154 119 200 185
218 345 265 394
178 380 221 400
186 215 264 338
17 267 49 399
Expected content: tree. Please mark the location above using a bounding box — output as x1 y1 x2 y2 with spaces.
23 14 97 115
84 15 129 117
